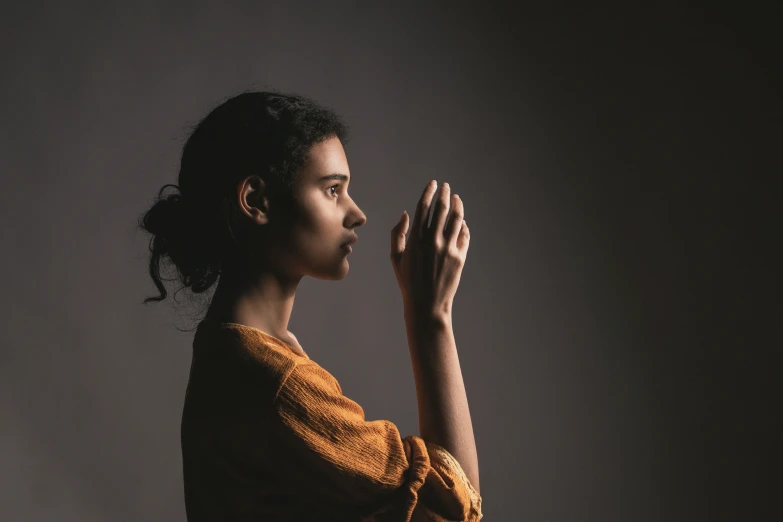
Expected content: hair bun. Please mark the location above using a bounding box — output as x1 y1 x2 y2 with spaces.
143 186 189 241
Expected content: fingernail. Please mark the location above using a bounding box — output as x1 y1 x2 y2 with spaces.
443 182 449 189
430 180 437 187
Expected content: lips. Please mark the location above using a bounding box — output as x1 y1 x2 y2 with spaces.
342 236 358 247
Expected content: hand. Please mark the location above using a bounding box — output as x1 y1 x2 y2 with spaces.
390 180 470 318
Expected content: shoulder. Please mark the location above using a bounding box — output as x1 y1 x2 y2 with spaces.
193 320 303 399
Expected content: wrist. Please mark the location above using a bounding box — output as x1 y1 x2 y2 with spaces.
403 302 452 329
403 308 454 364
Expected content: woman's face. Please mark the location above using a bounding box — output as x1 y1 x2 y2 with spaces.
261 136 367 280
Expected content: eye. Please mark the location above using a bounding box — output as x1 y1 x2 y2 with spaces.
327 184 340 197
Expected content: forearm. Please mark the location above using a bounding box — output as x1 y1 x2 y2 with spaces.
404 309 480 494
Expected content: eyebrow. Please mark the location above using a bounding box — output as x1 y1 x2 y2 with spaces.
319 173 349 182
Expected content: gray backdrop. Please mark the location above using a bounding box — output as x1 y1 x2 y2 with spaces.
2 3 778 521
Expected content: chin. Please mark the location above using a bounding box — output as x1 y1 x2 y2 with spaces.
332 262 350 280
313 259 350 280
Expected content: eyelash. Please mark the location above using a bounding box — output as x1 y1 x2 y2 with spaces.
327 184 340 197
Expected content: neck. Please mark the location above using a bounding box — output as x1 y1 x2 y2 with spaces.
204 265 301 340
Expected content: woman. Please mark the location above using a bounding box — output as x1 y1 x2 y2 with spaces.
139 90 481 521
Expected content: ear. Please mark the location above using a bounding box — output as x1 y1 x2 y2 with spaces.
237 175 270 225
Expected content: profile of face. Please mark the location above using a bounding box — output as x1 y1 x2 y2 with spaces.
239 136 367 280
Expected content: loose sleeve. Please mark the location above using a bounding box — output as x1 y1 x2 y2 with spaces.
271 362 483 521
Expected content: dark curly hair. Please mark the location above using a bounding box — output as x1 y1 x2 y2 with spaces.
138 89 350 305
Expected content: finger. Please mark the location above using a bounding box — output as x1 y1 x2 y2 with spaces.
445 194 464 248
456 220 470 251
429 182 451 241
390 210 409 262
411 180 438 239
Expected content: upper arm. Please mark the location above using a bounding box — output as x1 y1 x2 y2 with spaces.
270 362 482 521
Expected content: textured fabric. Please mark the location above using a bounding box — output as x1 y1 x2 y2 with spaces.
181 319 482 521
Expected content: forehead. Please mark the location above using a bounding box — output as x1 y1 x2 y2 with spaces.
301 136 350 181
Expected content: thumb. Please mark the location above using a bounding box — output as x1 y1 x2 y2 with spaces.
390 210 408 263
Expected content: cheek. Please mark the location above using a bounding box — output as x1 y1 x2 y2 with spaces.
285 195 342 251
303 202 340 233
293 213 336 251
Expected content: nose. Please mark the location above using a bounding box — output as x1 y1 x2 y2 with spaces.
354 208 367 227
348 201 367 228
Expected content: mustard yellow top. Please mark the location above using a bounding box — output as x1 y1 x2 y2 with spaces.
181 319 483 521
